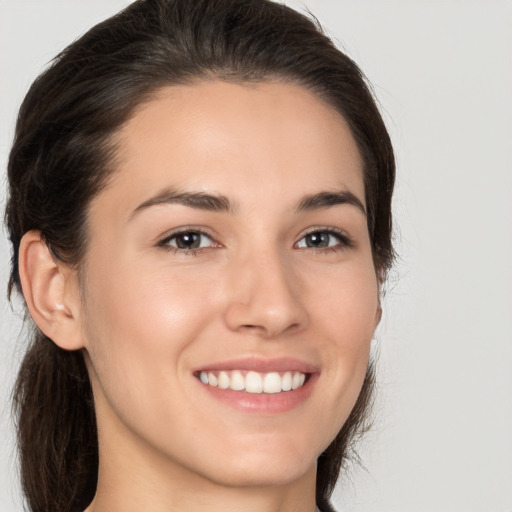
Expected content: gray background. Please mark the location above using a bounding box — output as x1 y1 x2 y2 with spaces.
1 1 511 510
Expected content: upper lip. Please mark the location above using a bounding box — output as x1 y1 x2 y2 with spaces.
193 356 319 374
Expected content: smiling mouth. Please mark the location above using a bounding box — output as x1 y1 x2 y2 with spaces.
196 370 308 394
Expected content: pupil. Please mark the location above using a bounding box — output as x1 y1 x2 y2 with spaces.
306 232 328 247
176 232 199 249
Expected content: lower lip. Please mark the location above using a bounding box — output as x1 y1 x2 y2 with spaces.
197 374 318 414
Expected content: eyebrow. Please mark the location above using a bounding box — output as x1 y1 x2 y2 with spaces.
129 187 366 220
130 188 236 220
295 190 366 216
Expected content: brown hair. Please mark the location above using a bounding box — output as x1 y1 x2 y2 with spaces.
5 1 395 511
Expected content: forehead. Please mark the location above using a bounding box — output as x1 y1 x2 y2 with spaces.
97 80 365 218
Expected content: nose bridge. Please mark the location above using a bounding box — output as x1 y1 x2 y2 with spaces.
223 241 307 337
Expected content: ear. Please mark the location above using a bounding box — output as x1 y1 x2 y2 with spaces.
373 296 383 332
18 230 84 351
375 303 382 326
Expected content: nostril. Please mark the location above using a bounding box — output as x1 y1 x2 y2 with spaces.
239 324 265 333
239 321 301 338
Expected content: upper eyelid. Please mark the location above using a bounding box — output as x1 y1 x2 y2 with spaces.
297 226 352 241
158 227 218 244
299 226 348 236
295 228 355 252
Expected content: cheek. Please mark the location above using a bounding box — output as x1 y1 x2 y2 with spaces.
80 259 224 444
309 259 379 347
306 260 378 426
84 260 217 353
80 259 216 393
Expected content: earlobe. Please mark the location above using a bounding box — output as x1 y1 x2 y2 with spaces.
373 299 383 330
18 230 84 351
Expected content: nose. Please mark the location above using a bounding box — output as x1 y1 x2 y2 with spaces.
223 250 309 338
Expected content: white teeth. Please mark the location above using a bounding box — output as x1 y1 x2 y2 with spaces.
292 372 305 390
199 370 307 394
208 372 218 386
263 372 281 393
230 370 245 391
218 371 230 389
245 371 263 393
282 371 292 391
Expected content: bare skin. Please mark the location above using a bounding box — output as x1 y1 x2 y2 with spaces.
20 81 379 512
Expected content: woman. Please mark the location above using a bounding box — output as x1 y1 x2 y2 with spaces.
5 0 395 511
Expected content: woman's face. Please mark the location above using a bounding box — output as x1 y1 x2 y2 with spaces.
78 81 379 489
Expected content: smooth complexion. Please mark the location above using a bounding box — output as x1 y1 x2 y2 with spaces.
21 81 380 512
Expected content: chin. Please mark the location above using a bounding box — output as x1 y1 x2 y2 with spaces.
191 441 318 488
205 460 315 489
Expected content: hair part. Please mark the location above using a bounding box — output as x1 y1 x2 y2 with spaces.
6 1 395 510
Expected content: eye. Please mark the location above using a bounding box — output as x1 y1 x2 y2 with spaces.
295 229 352 250
160 230 216 251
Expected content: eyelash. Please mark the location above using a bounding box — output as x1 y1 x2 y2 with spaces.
297 227 354 253
158 229 217 256
158 227 354 256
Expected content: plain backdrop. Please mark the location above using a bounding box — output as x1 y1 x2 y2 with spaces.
1 1 511 511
